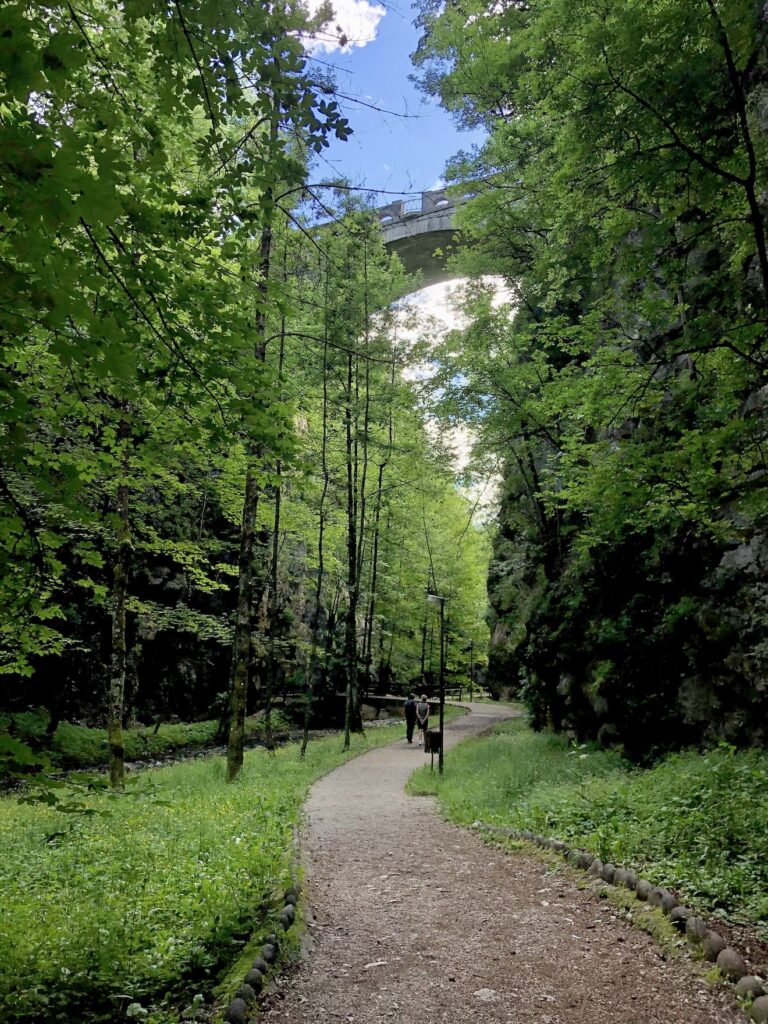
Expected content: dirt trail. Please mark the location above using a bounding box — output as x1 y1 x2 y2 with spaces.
264 703 745 1024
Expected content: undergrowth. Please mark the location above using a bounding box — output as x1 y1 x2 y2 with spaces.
0 709 289 769
0 722 405 1024
408 718 768 936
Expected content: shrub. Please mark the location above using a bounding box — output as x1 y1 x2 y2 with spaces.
0 709 290 770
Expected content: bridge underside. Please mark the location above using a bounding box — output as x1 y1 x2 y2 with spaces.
384 229 464 290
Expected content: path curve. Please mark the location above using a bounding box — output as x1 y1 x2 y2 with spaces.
265 703 745 1024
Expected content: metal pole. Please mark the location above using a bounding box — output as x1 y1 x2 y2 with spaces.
439 597 445 775
469 639 474 701
428 623 434 686
420 619 427 684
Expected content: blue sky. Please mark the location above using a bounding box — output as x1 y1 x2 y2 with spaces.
305 0 484 199
301 0 502 499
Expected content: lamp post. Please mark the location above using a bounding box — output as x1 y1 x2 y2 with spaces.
469 638 474 702
462 638 475 702
426 591 447 774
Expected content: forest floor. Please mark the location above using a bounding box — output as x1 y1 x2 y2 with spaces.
263 703 747 1024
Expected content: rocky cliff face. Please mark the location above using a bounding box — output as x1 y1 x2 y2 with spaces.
487 499 768 759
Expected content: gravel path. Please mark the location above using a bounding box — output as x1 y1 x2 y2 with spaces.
264 703 746 1024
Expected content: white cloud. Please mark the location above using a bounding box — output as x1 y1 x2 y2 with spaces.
397 280 471 340
394 278 510 514
490 280 516 308
397 276 512 341
305 0 386 53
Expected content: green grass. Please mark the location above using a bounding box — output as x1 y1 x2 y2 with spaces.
0 722 405 1024
408 718 768 936
0 709 289 769
4 703 466 770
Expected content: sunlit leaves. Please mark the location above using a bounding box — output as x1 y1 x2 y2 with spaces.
0 0 349 674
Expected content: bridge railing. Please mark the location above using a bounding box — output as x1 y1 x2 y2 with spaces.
376 189 455 223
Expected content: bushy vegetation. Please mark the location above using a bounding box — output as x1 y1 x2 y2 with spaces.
0 725 402 1024
413 0 768 756
409 720 768 936
0 709 290 769
0 0 491 792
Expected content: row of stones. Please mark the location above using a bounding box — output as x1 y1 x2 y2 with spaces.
223 884 300 1024
503 828 768 1022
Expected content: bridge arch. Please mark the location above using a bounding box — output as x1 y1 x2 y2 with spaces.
376 189 465 288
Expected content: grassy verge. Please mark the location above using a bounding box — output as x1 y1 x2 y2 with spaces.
407 718 768 937
4 703 467 770
0 709 291 769
0 720 409 1024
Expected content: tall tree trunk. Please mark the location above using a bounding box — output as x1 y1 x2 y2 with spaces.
356 258 372 696
226 106 278 781
356 239 371 579
419 616 428 684
363 459 384 679
343 345 359 750
227 462 260 780
364 355 394 682
108 416 132 790
265 306 287 752
264 480 280 752
375 508 393 675
302 267 330 758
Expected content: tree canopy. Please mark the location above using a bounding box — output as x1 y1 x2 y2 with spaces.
413 0 768 756
1 0 491 785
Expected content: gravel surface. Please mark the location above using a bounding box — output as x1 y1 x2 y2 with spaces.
264 703 747 1024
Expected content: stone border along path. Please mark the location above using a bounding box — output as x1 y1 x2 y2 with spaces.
476 827 768 1019
258 703 747 1024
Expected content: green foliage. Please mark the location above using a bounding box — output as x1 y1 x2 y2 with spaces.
411 0 768 753
0 0 349 677
1 710 288 769
0 723 403 1023
410 719 768 936
0 152 492 731
407 717 622 810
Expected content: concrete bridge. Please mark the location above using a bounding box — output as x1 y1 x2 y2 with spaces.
376 188 462 287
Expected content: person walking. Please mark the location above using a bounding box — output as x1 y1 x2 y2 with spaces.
416 694 430 747
403 693 417 744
